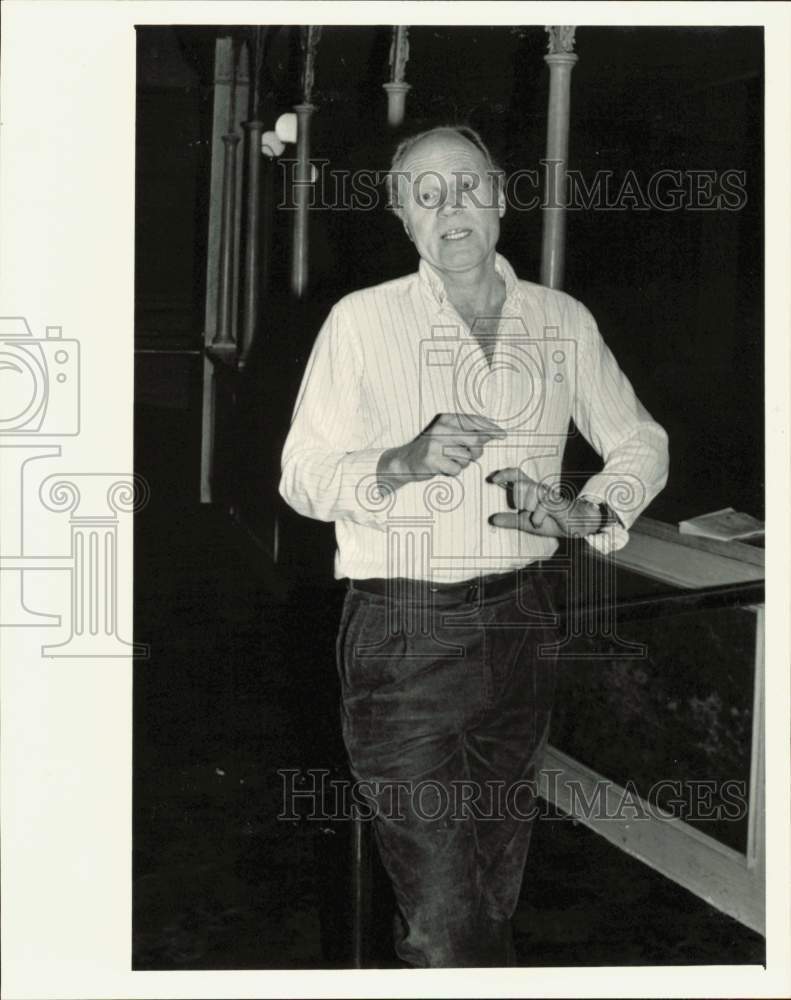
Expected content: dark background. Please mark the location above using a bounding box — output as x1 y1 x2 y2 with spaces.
132 25 766 968
135 23 764 532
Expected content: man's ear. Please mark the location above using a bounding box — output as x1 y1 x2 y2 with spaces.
403 222 413 242
497 182 506 219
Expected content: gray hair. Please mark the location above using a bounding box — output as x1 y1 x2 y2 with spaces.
384 124 505 218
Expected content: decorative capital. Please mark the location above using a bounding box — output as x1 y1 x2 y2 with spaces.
39 473 150 519
300 26 323 104
389 25 410 84
422 478 464 515
214 35 251 85
355 474 398 516
545 26 576 55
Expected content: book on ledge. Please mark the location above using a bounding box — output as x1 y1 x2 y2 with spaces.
679 507 765 542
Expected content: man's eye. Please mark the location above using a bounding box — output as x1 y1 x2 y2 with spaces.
460 178 475 190
420 190 439 205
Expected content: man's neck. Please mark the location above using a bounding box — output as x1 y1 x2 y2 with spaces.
434 258 506 317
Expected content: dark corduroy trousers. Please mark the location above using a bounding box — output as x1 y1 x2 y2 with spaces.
335 568 559 968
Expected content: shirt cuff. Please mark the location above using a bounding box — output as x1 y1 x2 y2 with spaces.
578 488 631 556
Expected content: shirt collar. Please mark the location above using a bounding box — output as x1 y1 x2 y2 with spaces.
418 252 524 312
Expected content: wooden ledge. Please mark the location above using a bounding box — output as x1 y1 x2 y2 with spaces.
610 515 764 589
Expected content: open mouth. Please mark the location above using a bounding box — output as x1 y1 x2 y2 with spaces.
441 228 472 241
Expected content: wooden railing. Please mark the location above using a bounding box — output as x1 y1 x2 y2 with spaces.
544 529 765 935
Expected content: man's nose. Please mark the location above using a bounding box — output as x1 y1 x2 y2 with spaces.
438 186 461 214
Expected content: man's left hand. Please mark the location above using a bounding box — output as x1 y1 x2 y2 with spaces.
489 468 602 538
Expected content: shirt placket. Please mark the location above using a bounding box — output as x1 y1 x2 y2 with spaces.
486 304 524 429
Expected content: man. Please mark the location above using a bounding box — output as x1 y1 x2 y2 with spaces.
279 125 668 967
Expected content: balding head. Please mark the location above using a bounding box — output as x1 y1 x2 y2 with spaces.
383 125 505 279
386 125 504 219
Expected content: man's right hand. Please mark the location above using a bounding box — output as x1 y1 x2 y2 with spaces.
378 413 506 484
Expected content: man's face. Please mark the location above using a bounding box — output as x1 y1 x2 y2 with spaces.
396 133 505 277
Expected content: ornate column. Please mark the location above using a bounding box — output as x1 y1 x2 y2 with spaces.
38 473 149 657
291 27 321 299
540 26 578 290
239 118 265 366
383 26 410 126
539 475 647 659
201 36 249 501
291 102 316 299
213 132 241 351
353 476 466 655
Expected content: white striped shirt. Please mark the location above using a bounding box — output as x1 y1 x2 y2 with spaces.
279 254 669 582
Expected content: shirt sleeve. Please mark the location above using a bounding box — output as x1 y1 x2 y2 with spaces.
571 301 670 555
279 302 393 528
